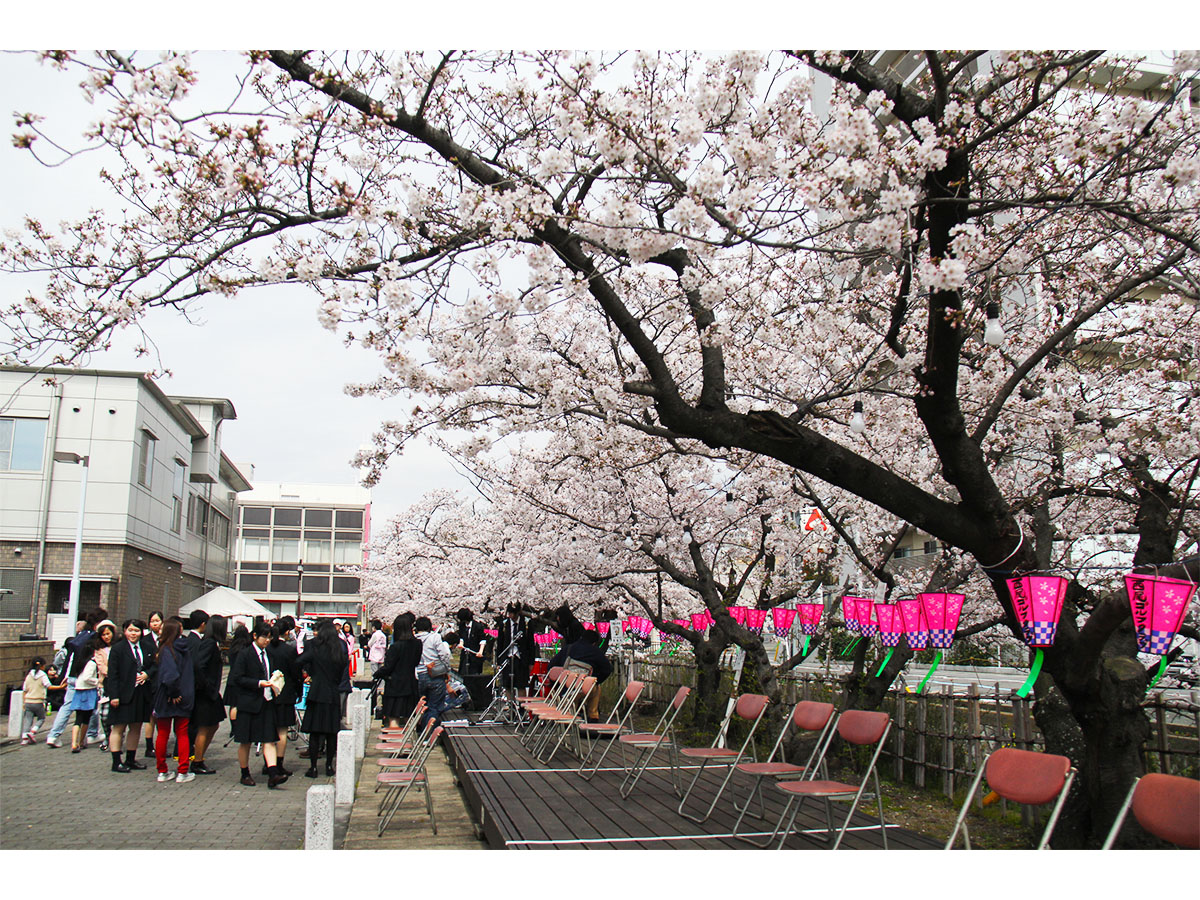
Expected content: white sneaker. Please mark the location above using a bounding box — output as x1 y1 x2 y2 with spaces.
157 771 174 783
175 771 196 784
46 738 62 748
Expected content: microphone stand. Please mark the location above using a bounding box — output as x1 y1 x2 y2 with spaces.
477 621 525 725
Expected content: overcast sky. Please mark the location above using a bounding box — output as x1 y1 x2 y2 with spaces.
0 50 482 530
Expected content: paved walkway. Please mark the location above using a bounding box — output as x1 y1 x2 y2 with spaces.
1 709 487 851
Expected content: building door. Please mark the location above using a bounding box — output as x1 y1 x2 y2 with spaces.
126 574 143 620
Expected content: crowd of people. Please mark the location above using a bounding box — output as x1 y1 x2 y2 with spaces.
18 600 616 785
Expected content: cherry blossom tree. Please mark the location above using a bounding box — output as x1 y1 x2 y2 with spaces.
4 50 1199 846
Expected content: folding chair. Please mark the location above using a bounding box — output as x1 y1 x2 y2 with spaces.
577 680 645 779
376 724 444 836
945 747 1076 850
517 667 568 742
532 675 597 762
1101 772 1200 849
521 671 581 749
676 693 771 823
618 685 691 799
732 700 837 845
769 709 892 850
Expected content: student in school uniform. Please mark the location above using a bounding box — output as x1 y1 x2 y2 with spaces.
266 618 301 777
105 619 155 773
296 620 347 778
141 611 164 758
189 614 227 775
152 619 196 783
228 622 288 788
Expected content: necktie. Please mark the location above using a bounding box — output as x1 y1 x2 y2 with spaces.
133 643 142 668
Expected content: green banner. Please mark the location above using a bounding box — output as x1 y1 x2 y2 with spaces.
875 648 894 677
1016 647 1043 698
917 650 942 694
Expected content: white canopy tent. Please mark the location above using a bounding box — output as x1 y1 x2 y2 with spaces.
178 586 274 620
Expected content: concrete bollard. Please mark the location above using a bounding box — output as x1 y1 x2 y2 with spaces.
335 729 355 805
305 783 335 850
351 701 367 759
7 690 24 738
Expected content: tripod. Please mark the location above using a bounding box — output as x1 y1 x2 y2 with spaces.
477 626 525 725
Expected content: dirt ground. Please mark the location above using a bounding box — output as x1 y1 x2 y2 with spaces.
872 773 1040 849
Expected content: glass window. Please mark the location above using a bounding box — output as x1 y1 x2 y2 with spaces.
137 430 155 488
271 538 299 564
333 540 361 566
171 461 186 533
271 574 300 593
304 508 333 527
241 507 271 526
304 538 331 564
274 508 302 527
240 536 270 563
0 567 36 622
301 575 330 593
0 417 48 472
331 576 360 594
238 574 268 592
335 509 363 529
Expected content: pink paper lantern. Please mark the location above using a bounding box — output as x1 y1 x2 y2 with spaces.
690 610 714 632
596 622 610 637
771 607 797 637
797 603 823 635
583 622 595 630
1005 575 1068 647
875 605 904 648
918 593 964 649
855 598 878 637
898 599 929 651
745 608 768 634
1124 574 1198 656
842 595 863 633
484 628 498 639
728 605 748 625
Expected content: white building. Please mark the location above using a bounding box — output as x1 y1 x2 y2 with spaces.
0 366 251 642
232 481 371 621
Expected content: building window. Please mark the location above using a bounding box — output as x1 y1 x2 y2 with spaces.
241 506 270 526
331 576 360 594
171 461 186 533
137 429 156 488
333 540 361 566
305 508 333 528
274 507 302 527
187 493 209 536
240 536 270 563
0 417 48 472
923 540 940 555
238 574 268 592
272 538 299 565
303 538 331 565
302 575 331 593
335 509 364 529
271 574 300 593
0 567 36 622
209 510 230 548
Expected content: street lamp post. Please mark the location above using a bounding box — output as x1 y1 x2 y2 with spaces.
52 452 89 630
296 560 303 618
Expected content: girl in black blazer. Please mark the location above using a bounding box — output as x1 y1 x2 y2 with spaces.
229 622 288 788
372 614 422 728
266 620 301 777
189 614 227 775
295 620 347 778
105 619 155 773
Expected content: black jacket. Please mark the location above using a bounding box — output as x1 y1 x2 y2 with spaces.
457 620 487 676
373 638 422 699
105 638 156 704
268 641 301 705
296 641 348 705
549 639 612 683
229 643 274 714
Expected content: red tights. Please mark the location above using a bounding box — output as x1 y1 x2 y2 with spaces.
155 716 190 774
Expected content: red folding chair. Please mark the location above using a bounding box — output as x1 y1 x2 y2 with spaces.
945 747 1076 850
532 675 597 762
770 709 892 850
577 680 645 779
618 685 691 799
1101 772 1200 849
676 693 771 823
732 700 837 845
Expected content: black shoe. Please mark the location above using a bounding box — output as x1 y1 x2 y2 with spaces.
268 772 289 788
305 766 319 778
240 773 256 787
191 761 216 775
278 764 293 776
261 764 270 776
325 763 335 776
112 762 132 773
127 759 147 770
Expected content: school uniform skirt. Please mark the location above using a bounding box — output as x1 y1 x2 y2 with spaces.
380 692 417 722
300 699 341 735
108 685 152 724
190 692 227 727
231 699 279 744
274 702 296 729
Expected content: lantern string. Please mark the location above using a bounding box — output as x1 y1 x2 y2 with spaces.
1016 648 1043 698
875 648 895 677
917 651 942 694
1147 657 1168 690
979 519 1025 570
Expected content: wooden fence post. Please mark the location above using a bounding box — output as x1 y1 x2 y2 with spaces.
915 693 928 789
942 686 955 799
1154 692 1170 775
895 691 906 782
967 683 982 808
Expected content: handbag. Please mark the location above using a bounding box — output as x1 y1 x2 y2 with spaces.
427 660 449 678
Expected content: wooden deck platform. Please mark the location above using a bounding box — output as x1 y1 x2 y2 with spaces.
442 720 941 850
